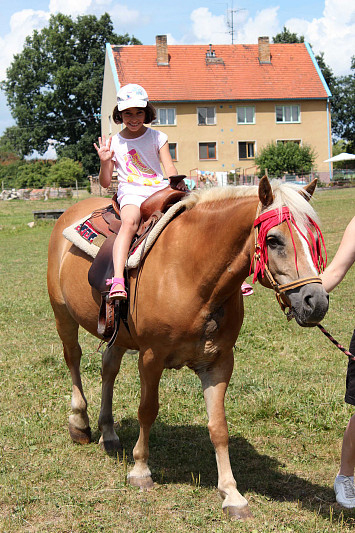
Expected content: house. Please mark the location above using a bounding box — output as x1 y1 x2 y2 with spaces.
100 35 332 182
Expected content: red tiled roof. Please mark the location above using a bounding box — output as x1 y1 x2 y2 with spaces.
111 43 329 102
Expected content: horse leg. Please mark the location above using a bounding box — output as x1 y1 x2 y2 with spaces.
54 306 91 444
128 349 164 490
98 344 126 454
197 351 253 520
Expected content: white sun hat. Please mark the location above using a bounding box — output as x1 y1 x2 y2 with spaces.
117 84 149 111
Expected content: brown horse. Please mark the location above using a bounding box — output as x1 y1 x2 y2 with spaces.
47 176 329 519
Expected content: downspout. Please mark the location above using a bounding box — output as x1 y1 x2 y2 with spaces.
326 97 332 180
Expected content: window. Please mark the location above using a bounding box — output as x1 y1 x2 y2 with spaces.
275 105 300 123
199 142 216 160
154 108 176 125
169 143 177 161
237 106 255 124
238 141 255 159
277 140 301 145
197 107 216 125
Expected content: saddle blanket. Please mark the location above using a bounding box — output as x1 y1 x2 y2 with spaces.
62 200 186 270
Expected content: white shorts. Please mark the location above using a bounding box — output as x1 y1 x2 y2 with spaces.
119 194 148 209
118 181 169 209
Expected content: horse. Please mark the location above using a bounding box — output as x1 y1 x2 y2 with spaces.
47 176 329 519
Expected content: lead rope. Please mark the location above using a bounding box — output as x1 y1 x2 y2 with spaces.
317 324 355 361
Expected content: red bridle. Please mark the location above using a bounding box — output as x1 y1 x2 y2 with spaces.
251 206 327 316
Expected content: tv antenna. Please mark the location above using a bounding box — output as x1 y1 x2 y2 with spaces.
226 2 246 44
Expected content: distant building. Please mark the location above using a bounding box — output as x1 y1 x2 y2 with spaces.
101 35 332 180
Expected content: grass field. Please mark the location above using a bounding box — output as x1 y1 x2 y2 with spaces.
0 187 354 532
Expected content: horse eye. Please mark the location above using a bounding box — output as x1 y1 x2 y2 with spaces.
267 236 281 248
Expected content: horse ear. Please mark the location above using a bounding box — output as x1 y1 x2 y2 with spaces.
299 178 317 201
258 175 274 207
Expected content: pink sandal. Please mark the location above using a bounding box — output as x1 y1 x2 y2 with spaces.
106 277 127 301
241 282 254 296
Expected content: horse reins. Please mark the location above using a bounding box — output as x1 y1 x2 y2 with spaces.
251 204 354 361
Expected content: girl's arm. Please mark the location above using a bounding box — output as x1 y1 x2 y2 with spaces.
159 142 178 177
93 136 115 188
320 216 355 292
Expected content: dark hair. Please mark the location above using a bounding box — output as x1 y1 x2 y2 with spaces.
112 102 157 124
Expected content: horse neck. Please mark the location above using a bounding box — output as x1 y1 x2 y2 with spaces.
184 194 259 294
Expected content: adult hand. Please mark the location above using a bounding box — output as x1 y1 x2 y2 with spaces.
93 136 113 163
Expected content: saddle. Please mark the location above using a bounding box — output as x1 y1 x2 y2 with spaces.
87 177 188 343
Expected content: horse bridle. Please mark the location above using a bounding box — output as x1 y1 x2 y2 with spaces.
252 204 322 318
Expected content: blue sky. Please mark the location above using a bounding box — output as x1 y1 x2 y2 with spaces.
1 0 354 142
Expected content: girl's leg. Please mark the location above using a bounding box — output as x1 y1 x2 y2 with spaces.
110 204 141 296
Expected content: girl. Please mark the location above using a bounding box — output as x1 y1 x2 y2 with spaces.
94 84 185 301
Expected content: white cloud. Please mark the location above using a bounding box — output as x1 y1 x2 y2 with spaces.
49 0 92 16
286 0 355 75
0 9 50 79
236 7 280 44
190 7 230 44
182 6 280 46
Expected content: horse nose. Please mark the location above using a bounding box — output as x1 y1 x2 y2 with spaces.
303 286 329 320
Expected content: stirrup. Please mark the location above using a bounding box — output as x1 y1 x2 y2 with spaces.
106 277 127 301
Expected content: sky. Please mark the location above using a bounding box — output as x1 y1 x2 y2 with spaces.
0 0 355 146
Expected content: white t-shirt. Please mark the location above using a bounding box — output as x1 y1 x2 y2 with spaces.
111 128 169 200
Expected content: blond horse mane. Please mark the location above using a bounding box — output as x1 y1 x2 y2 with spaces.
181 179 319 231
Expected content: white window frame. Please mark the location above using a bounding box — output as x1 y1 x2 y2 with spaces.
237 106 255 124
153 107 176 126
198 141 217 160
238 141 256 160
275 105 300 124
197 106 216 125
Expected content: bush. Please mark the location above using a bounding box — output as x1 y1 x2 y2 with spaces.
47 157 85 187
255 142 316 177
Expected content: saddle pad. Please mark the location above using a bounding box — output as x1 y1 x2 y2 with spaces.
62 216 104 258
62 200 186 268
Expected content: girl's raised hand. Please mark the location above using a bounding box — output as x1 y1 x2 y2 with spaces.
93 136 113 162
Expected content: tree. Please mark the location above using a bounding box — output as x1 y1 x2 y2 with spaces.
15 160 53 189
273 27 304 43
255 142 316 177
331 58 355 152
1 13 140 175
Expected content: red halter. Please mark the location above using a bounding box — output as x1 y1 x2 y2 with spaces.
251 206 327 284
250 206 327 317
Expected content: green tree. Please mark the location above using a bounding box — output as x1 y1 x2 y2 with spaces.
15 160 53 189
255 142 316 177
47 157 84 187
273 26 304 43
331 57 355 152
1 13 140 175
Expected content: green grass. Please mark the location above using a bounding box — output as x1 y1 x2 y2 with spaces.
0 188 354 532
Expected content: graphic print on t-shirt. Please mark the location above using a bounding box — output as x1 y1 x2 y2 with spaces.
125 148 161 186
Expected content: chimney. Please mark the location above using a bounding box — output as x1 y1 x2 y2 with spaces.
156 35 169 66
258 36 271 63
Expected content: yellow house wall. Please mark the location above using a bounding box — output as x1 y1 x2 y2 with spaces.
148 100 331 176
101 51 118 138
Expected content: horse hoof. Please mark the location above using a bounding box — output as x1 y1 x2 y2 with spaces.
99 437 122 456
128 475 155 491
223 505 253 520
69 423 91 444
